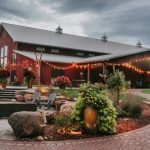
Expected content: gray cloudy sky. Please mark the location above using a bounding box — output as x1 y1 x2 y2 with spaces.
0 0 150 47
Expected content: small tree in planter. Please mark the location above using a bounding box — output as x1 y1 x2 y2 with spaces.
0 68 10 89
23 69 36 88
54 76 71 89
107 69 130 106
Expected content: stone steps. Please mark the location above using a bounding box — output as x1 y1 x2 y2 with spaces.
0 87 26 100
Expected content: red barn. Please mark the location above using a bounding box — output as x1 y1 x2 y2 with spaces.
0 23 150 87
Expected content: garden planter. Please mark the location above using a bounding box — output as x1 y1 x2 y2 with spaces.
27 79 33 88
1 83 7 89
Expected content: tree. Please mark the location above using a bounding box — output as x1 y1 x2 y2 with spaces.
107 70 130 106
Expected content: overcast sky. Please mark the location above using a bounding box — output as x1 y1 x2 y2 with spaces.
0 0 150 47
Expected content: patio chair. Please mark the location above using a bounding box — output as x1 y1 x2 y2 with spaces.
39 92 57 109
32 91 41 106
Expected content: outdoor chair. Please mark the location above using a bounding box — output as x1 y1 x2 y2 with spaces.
39 92 57 109
28 91 41 107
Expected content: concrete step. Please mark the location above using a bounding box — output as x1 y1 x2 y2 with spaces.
0 87 27 100
0 95 15 98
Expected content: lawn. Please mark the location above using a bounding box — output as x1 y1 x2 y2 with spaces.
142 89 150 94
53 88 79 98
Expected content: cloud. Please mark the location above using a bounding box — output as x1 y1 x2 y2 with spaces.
0 0 150 47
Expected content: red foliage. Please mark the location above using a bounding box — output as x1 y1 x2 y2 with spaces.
54 76 71 86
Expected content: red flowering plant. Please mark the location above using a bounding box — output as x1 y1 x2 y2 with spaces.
0 68 10 84
54 76 71 89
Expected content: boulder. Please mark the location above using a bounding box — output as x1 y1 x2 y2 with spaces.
24 94 33 101
8 111 45 138
15 95 25 102
54 100 67 111
45 112 56 124
60 102 75 113
36 136 44 141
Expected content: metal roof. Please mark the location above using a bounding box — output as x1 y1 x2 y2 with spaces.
80 48 150 63
2 23 148 55
14 50 84 63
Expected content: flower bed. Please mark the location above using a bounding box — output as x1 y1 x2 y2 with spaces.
19 103 150 141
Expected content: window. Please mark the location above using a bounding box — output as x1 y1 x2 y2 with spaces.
77 52 84 56
36 47 45 52
89 53 95 57
0 46 8 67
51 49 60 53
12 53 16 63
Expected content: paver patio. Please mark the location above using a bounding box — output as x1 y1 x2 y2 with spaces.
0 124 149 150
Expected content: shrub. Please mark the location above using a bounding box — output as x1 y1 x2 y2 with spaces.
54 112 72 128
54 76 71 88
72 83 117 134
117 109 130 118
107 70 130 106
121 94 143 118
0 68 10 84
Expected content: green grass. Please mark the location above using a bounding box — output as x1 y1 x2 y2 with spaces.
142 89 150 94
53 88 79 98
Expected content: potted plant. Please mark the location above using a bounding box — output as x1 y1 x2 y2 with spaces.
0 68 10 89
23 69 36 88
54 76 71 89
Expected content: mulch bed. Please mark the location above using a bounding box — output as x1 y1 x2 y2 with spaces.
41 103 150 141
117 103 150 133
19 102 150 141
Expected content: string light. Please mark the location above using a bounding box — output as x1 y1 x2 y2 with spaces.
5 56 150 76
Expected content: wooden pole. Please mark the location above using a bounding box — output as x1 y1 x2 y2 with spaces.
103 63 106 75
87 64 90 82
35 51 42 85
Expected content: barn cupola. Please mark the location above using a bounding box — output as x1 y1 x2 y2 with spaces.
101 33 108 42
136 40 142 48
56 26 63 34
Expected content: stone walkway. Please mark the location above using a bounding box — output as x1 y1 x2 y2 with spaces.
0 119 16 141
129 89 150 100
0 124 150 150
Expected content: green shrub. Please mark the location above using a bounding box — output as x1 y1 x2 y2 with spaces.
72 83 117 134
117 109 130 117
107 70 130 106
54 112 72 127
129 104 142 118
121 94 143 118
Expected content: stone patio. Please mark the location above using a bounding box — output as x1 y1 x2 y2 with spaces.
0 119 16 141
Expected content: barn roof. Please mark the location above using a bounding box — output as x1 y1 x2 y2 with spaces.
1 22 150 63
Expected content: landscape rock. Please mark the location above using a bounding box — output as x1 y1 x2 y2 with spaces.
11 99 17 103
8 111 45 138
45 112 56 124
36 136 44 141
54 100 67 111
24 94 33 101
60 102 75 113
15 95 25 102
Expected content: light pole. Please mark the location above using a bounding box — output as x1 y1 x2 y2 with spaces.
35 51 42 85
